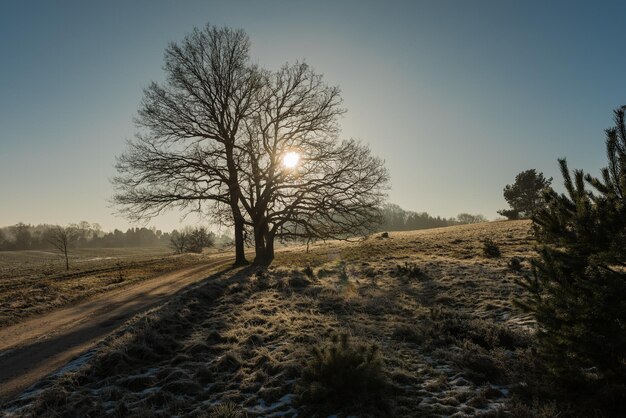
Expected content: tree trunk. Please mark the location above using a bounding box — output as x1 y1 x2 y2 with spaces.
64 248 69 270
255 227 274 266
254 218 271 266
253 225 268 265
252 219 273 265
232 217 248 266
226 147 248 267
229 193 248 266
264 230 275 265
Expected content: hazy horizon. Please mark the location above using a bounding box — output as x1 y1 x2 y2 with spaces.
2 0 625 231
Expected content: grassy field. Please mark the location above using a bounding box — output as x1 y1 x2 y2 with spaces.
3 220 555 417
0 247 223 328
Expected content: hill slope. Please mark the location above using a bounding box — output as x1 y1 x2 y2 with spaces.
3 220 543 417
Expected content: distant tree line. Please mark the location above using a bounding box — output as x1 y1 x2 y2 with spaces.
0 222 230 252
378 204 486 232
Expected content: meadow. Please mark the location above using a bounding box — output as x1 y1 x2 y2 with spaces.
0 247 220 328
2 220 554 417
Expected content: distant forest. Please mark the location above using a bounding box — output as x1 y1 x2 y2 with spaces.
378 204 485 232
0 205 486 251
0 222 175 251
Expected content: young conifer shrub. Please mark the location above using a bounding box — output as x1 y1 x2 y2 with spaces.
517 106 626 412
298 333 388 411
482 238 501 258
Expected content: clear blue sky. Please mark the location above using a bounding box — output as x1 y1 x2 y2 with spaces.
1 0 624 231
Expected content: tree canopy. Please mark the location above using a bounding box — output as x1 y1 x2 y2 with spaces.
113 24 389 265
498 169 552 219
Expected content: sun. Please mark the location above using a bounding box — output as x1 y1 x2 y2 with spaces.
282 151 300 169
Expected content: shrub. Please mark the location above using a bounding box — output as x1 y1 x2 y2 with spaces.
394 262 424 279
508 257 523 272
289 273 311 288
208 402 248 418
338 264 349 282
170 226 215 254
503 397 561 418
421 306 529 351
482 238 501 258
302 265 315 279
317 268 331 279
298 333 389 413
380 231 389 238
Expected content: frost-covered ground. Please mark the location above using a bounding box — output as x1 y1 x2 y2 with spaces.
0 248 218 328
2 220 544 417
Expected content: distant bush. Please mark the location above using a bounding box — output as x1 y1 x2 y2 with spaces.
302 265 315 279
482 238 501 258
380 231 389 238
170 226 215 254
508 257 523 272
457 213 487 224
299 333 389 413
394 262 424 280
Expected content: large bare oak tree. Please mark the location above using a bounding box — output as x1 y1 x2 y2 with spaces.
113 25 389 266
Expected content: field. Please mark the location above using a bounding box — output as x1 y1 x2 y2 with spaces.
0 247 223 328
2 220 552 417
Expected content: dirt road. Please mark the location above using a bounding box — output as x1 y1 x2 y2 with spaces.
0 256 232 402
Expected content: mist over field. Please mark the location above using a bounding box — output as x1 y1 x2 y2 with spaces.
2 2 626 417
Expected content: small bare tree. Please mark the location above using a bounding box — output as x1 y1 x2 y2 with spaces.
47 225 80 270
457 213 487 224
170 226 215 254
169 229 189 254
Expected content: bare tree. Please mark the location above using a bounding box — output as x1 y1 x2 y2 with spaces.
170 226 215 254
113 24 263 266
238 62 389 264
457 213 487 224
187 226 215 253
47 225 80 270
169 229 189 254
113 26 389 266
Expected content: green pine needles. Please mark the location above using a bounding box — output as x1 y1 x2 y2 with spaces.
298 333 389 414
517 106 626 411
